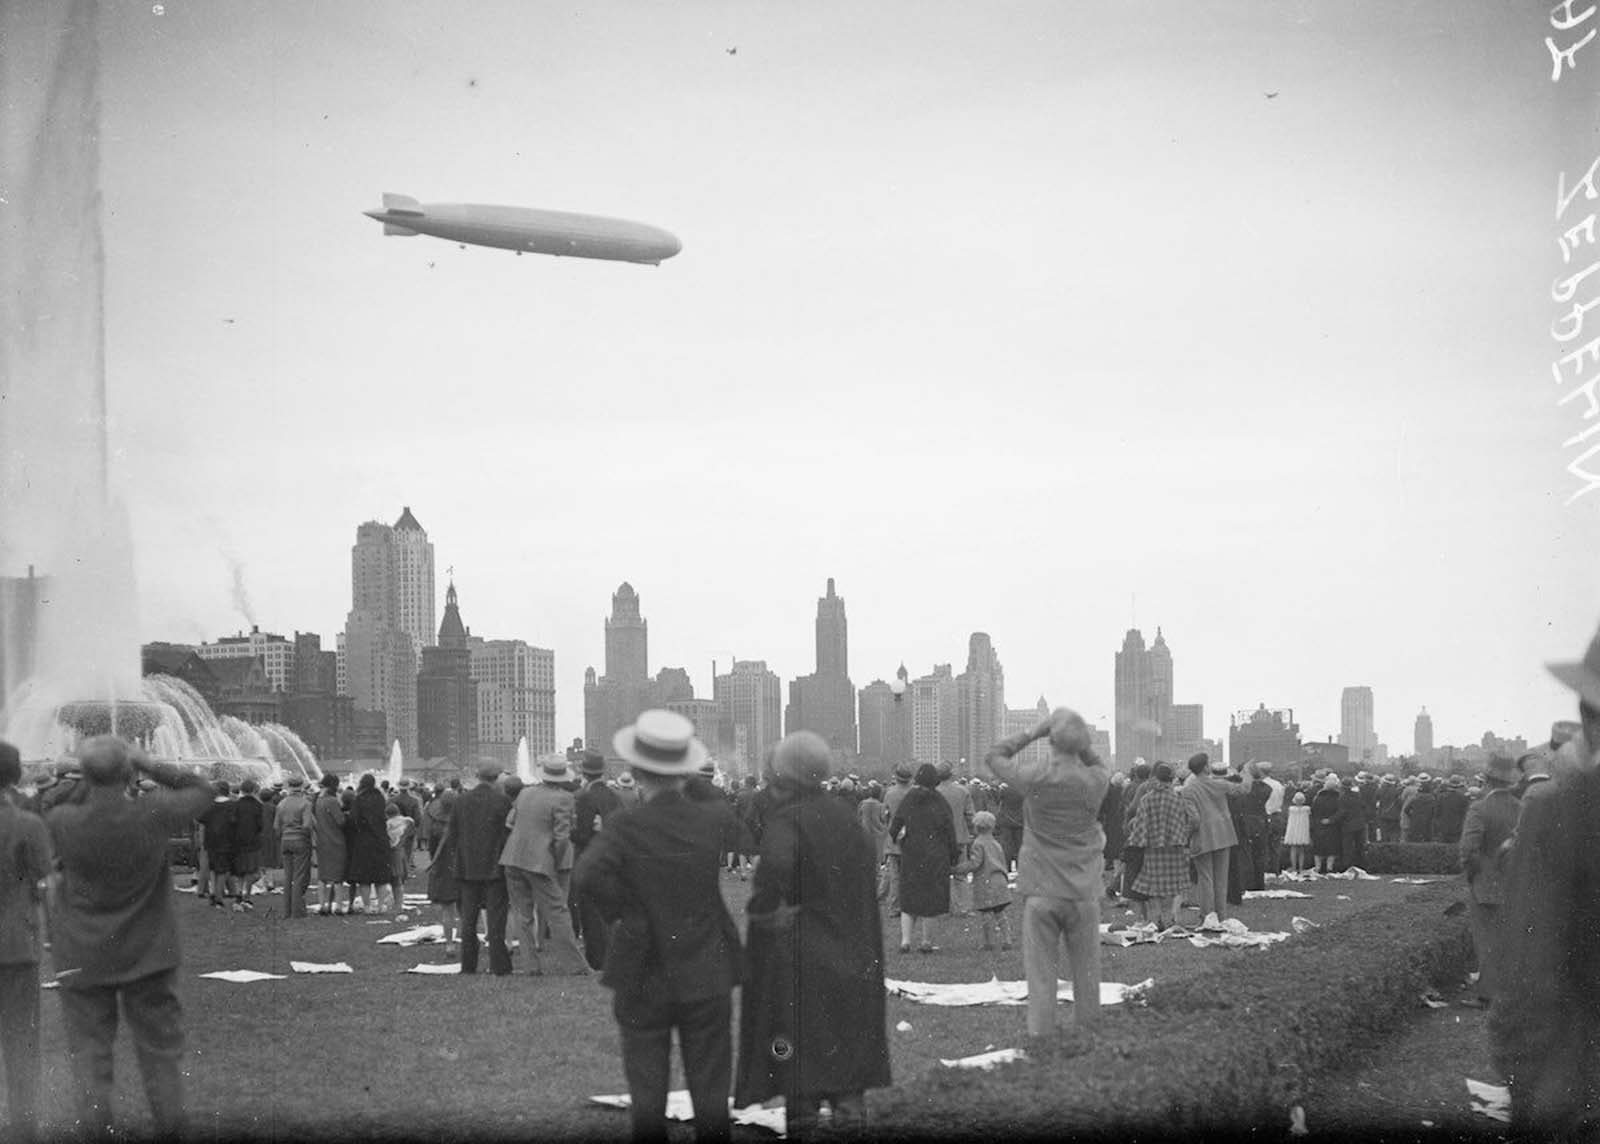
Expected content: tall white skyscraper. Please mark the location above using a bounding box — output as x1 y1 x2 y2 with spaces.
1340 686 1376 764
343 508 436 758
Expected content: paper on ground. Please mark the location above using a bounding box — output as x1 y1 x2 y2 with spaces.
1420 992 1448 1009
405 963 461 975
1391 876 1450 884
1467 1079 1511 1124
199 970 287 983
377 925 445 945
884 976 1153 1007
1242 889 1312 899
1268 867 1379 883
590 1091 786 1136
895 1020 913 1032
940 1048 1027 1070
290 961 353 974
1291 917 1319 933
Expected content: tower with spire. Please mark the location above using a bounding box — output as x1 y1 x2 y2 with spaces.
786 578 858 757
417 577 478 764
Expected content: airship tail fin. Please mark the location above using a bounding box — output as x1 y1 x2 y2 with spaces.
383 223 419 237
380 193 424 217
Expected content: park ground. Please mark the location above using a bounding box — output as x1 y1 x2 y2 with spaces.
25 860 1506 1140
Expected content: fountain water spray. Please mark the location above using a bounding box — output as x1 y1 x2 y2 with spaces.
387 740 404 786
515 736 532 783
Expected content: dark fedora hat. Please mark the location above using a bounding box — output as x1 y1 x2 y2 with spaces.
1548 625 1600 708
580 749 607 778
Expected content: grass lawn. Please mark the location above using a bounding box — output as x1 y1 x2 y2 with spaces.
27 861 1453 1140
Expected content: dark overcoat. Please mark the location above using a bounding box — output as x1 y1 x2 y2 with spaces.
346 787 392 884
1435 789 1470 844
1309 789 1344 856
1490 769 1600 1135
736 780 891 1105
888 787 957 918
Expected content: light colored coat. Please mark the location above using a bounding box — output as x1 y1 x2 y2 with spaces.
500 782 575 876
1181 772 1251 856
984 731 1109 901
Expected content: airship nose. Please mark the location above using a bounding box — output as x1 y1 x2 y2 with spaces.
660 231 683 259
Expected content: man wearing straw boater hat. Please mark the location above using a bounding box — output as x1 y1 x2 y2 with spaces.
574 711 742 1143
1490 624 1600 1135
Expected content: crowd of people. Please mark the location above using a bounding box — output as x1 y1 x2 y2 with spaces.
3 622 1599 1139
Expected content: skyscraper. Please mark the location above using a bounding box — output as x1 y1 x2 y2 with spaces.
1414 707 1434 762
715 660 782 771
1166 703 1205 764
586 582 656 756
343 511 435 758
1340 686 1376 765
1149 628 1174 747
785 578 857 755
957 632 1005 770
1002 696 1052 768
1115 629 1158 765
858 664 913 767
911 664 959 767
472 637 556 764
417 581 479 764
604 582 648 682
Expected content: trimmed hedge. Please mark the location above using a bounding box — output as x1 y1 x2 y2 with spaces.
867 882 1472 1140
1360 842 1462 875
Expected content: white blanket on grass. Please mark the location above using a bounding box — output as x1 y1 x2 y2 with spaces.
1242 889 1313 899
940 1048 1028 1070
290 961 353 974
199 970 286 983
884 976 1152 1007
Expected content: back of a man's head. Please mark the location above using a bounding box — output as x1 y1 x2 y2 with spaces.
78 735 133 787
1047 709 1091 757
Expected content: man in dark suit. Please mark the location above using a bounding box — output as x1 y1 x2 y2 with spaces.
575 711 742 1143
48 737 214 1137
449 762 513 975
571 750 623 970
1459 755 1520 1008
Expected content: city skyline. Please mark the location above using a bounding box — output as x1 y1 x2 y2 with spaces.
12 2 1584 768
166 562 1547 762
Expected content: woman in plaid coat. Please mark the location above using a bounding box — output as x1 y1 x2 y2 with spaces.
1127 762 1197 929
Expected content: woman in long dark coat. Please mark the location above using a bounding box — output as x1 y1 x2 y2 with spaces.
736 732 890 1136
1309 777 1344 874
312 773 349 914
888 763 958 954
346 774 391 913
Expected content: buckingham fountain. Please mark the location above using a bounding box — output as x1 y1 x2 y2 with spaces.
0 1 316 789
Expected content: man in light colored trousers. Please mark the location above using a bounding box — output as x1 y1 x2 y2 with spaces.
984 708 1110 1038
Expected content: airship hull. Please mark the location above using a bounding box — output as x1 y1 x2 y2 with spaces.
363 196 681 265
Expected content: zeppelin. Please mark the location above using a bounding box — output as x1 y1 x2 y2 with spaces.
362 194 682 265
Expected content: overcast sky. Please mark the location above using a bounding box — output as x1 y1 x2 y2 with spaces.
64 0 1596 753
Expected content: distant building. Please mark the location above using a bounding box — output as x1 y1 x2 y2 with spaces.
140 642 218 707
1088 724 1114 766
351 708 389 761
291 632 338 696
0 568 47 711
197 626 296 692
664 697 724 764
1115 628 1173 767
605 582 648 683
785 579 858 756
585 583 653 756
280 693 354 761
1165 703 1205 765
1414 707 1434 763
472 637 556 765
417 581 479 765
858 665 913 768
1339 686 1377 765
1229 705 1302 767
714 660 782 773
1002 697 1053 769
343 508 436 758
1302 740 1351 773
957 633 1005 771
208 656 280 726
910 664 959 767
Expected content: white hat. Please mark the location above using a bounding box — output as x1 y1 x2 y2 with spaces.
537 753 573 782
612 710 707 776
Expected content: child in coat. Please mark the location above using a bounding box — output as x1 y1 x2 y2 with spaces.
969 811 1013 950
384 802 416 914
1283 791 1312 873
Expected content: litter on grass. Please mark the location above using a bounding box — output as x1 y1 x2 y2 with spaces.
1391 877 1451 885
1420 991 1448 1009
290 961 353 974
404 963 461 975
940 1048 1027 1070
884 977 1153 1007
1242 889 1313 900
1099 919 1290 949
1289 1106 1308 1136
199 970 287 984
894 1020 913 1032
1291 917 1320 934
1466 1079 1511 1124
377 925 445 946
1336 895 1351 901
590 1091 786 1136
1268 867 1379 883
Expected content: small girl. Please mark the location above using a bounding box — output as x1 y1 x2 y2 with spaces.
968 811 1013 951
384 802 416 915
1283 791 1312 873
